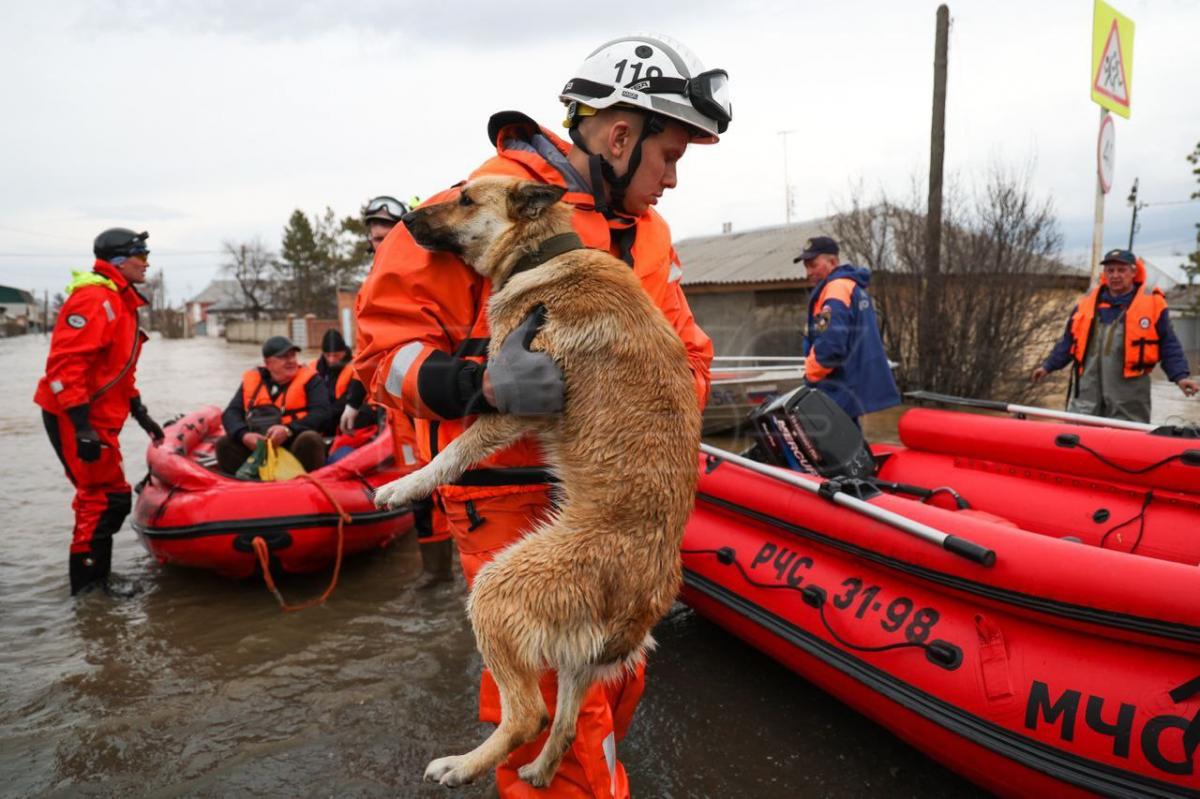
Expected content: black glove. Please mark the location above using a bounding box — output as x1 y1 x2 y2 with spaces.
130 397 165 443
66 404 102 463
487 305 564 416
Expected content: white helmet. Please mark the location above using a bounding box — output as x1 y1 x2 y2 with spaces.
560 33 731 143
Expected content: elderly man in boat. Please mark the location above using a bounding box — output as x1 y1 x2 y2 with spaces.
214 335 332 475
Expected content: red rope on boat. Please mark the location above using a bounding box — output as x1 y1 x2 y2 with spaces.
252 474 351 612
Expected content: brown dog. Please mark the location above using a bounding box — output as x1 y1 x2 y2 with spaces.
372 175 700 788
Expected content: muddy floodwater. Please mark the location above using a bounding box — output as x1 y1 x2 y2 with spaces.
2 333 1194 797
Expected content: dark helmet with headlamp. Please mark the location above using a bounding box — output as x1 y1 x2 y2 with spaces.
93 228 149 261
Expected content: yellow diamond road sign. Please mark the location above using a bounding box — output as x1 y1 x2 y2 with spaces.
1091 0 1134 118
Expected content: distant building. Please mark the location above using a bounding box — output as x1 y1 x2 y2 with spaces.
185 279 269 337
0 285 42 334
676 216 1089 360
677 219 828 358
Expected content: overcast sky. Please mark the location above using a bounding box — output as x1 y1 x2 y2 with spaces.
2 0 1198 303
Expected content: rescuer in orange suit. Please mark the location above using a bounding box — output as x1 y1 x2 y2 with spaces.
35 228 164 596
354 34 729 798
353 195 455 587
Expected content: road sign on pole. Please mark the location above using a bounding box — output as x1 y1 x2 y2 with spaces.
1091 0 1134 118
1089 109 1109 284
1097 112 1115 194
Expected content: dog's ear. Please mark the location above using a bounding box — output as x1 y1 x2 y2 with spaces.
511 183 566 219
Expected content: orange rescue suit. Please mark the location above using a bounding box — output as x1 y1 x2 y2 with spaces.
353 115 713 507
34 260 148 427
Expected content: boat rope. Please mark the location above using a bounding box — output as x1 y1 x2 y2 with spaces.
251 474 350 612
682 547 961 670
1055 434 1200 475
1098 492 1153 554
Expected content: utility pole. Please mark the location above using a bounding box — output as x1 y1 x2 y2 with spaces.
779 130 797 224
920 4 950 389
1126 177 1145 249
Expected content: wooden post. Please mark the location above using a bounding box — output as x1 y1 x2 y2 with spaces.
920 4 950 388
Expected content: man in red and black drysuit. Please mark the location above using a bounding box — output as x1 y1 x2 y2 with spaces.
34 228 164 595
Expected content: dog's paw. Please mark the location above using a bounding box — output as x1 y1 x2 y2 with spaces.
424 754 474 786
373 473 429 509
517 760 556 788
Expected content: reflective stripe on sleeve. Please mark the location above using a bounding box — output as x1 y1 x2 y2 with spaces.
50 380 64 393
401 443 416 465
668 264 683 283
102 300 116 321
384 342 425 397
602 732 617 794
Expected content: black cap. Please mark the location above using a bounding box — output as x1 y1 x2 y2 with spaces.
94 228 149 261
793 236 839 264
262 336 301 359
1100 248 1136 266
320 328 348 354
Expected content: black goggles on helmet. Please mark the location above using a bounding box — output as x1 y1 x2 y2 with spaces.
364 196 410 220
631 69 731 133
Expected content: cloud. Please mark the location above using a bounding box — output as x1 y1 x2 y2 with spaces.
73 204 190 222
69 0 732 45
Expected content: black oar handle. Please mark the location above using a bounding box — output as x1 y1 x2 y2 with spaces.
905 391 1009 412
943 535 997 567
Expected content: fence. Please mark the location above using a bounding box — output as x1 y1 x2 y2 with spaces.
224 318 289 344
225 314 340 350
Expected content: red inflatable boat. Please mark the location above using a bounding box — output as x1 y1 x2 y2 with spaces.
684 407 1200 797
133 406 413 580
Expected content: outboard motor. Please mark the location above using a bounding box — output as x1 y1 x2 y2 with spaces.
749 385 875 480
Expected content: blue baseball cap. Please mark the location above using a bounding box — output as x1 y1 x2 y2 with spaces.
793 236 839 264
1101 248 1136 266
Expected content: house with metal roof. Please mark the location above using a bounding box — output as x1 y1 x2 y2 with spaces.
677 218 830 359
185 279 270 337
0 285 41 334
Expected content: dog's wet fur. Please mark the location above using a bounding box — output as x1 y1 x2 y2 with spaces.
373 176 701 788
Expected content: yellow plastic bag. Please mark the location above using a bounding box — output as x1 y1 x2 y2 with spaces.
259 440 307 482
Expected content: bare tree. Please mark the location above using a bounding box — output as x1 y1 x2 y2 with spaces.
832 165 1070 402
222 239 275 320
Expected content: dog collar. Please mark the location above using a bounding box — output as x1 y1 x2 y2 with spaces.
510 232 586 276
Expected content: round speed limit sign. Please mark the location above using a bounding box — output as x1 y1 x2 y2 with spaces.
1097 113 1116 194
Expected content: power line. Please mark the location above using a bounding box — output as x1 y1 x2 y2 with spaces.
1142 198 1200 207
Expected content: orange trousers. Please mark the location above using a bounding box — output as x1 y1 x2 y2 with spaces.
389 409 450 543
442 488 644 798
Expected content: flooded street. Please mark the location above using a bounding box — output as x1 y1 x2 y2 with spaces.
5 333 1194 798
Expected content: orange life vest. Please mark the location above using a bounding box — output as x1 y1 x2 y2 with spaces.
242 364 316 425
1068 283 1166 379
310 357 355 399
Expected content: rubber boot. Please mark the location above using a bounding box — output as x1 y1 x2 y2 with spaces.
414 538 454 589
69 538 112 596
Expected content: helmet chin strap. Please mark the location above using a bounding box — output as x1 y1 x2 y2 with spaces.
569 112 665 218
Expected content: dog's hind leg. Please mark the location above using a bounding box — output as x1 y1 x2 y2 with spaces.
424 660 547 787
376 415 541 508
516 664 596 788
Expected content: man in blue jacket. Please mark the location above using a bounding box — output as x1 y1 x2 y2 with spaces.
798 236 900 424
